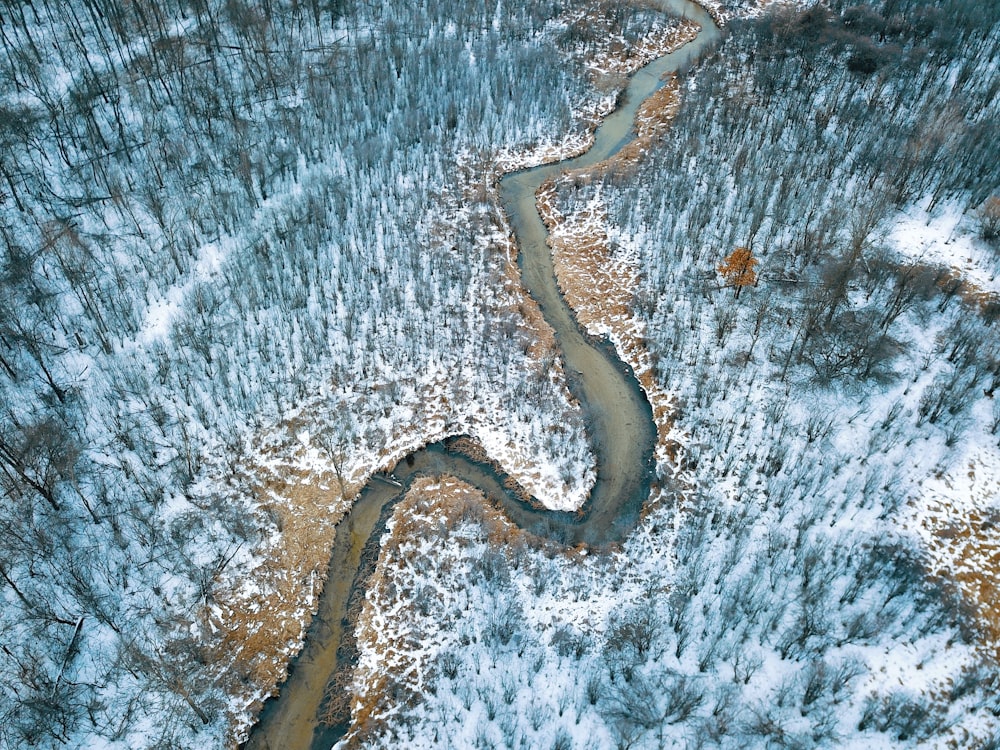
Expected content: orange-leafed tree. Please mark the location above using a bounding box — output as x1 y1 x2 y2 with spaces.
718 246 759 298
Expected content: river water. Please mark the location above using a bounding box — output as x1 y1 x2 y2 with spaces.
243 2 719 748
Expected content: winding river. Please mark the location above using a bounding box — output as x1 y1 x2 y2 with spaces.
244 2 720 748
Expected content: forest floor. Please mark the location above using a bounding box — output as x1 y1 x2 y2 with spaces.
347 476 540 743
338 0 1000 746
218 369 585 735
889 200 1000 663
496 18 697 482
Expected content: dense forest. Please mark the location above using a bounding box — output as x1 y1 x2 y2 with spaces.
1 0 998 747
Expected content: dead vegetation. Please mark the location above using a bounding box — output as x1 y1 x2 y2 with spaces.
527 45 690 473
203 465 349 725
447 436 544 509
536 114 685 470
564 4 699 99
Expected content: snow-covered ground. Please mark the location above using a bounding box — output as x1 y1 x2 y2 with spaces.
3 0 998 747
890 199 1000 297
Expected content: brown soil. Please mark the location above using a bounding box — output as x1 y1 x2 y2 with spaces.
919 495 1000 663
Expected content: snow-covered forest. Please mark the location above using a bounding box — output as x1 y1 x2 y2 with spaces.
0 0 689 745
343 0 1000 748
2 0 999 747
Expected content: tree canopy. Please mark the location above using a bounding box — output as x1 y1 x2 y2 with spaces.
717 246 759 296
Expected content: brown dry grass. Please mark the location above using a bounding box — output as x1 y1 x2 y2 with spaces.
205 465 349 722
540 184 638 333
902 271 1000 663
535 73 684 465
486 17 708 482
634 76 684 143
338 44 693 743
220 6 700 744
587 77 685 184
471 15 696 389
924 263 1000 319
453 156 562 368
